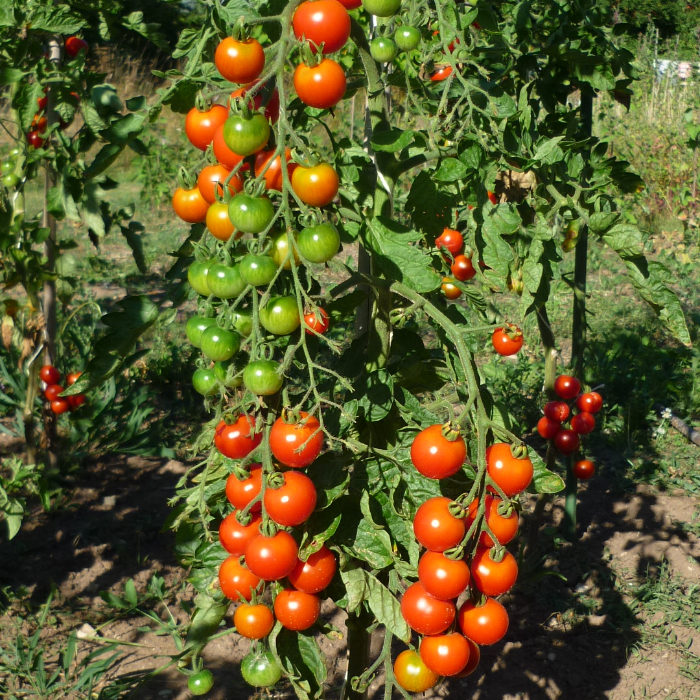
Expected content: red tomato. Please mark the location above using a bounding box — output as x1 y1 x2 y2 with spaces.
486 442 534 496
430 65 453 81
410 424 466 479
245 531 298 581
451 254 476 281
393 650 438 693
172 187 209 224
185 104 228 151
269 412 324 468
417 551 470 600
66 371 82 386
219 556 260 601
44 384 64 401
288 546 337 593
554 429 580 455
304 308 330 335
492 325 524 356
225 465 263 511
457 597 509 645
215 37 265 83
31 115 47 133
413 497 465 552
420 632 470 676
488 190 498 205
65 36 88 58
51 398 70 415
294 59 346 109
435 228 463 255
293 1 351 54
291 163 339 207
263 471 317 527
441 277 462 300
274 589 320 631
571 411 595 435
573 459 595 480
213 124 247 170
544 401 570 422
577 391 603 414
27 130 45 149
470 547 518 596
554 374 581 400
400 582 456 635
466 495 519 547
215 416 262 459
537 416 561 440
197 164 243 203
67 394 86 410
219 511 262 556
233 603 274 639
456 638 481 677
40 365 61 384
255 148 295 190
230 82 280 124
337 0 362 7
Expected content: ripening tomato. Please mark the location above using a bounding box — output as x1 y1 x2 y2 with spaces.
66 371 82 386
206 202 237 241
51 398 70 415
215 37 265 84
537 416 561 440
417 551 470 601
370 37 398 63
293 1 351 54
431 65 453 81
573 459 595 480
31 115 47 133
241 650 282 687
255 148 295 191
458 597 509 645
571 411 595 435
393 650 438 694
470 547 518 596
219 555 260 601
554 374 581 400
231 82 280 124
197 164 243 204
67 394 86 410
436 228 463 255
466 495 519 547
44 384 64 401
577 391 603 414
273 589 320 631
452 254 476 281
297 223 340 263
288 546 337 593
264 471 317 527
213 124 246 170
185 104 228 151
172 187 209 224
225 465 263 511
420 632 471 677
40 365 61 384
271 232 301 270
65 36 88 58
554 429 580 455
223 112 270 157
219 511 262 556
486 442 534 496
243 360 283 395
304 308 330 335
441 277 462 300
413 497 465 552
245 531 299 581
269 412 324 468
228 194 274 234
492 325 524 356
410 423 467 479
488 190 498 205
234 603 274 639
291 163 339 207
400 582 456 635
215 416 262 459
394 26 421 51
294 59 346 109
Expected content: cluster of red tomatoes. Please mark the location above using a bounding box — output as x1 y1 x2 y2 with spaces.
392 424 533 691
536 374 602 480
39 365 85 414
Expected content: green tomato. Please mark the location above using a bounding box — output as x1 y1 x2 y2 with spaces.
297 223 340 263
214 358 244 388
239 254 277 287
233 309 253 337
207 263 246 299
223 113 270 157
188 260 213 296
188 669 214 695
1 161 15 173
240 651 282 688
394 26 421 51
243 360 283 396
271 231 300 270
228 194 274 234
260 296 301 336
193 368 219 396
200 326 241 362
2 172 20 188
361 0 401 17
186 316 216 347
8 147 21 159
370 37 398 63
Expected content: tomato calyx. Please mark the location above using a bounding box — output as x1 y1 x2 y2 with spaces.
439 420 463 443
501 322 523 343
447 500 466 520
266 471 285 490
177 164 197 192
509 442 528 460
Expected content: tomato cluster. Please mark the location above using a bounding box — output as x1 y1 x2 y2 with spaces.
536 374 602 479
39 365 86 414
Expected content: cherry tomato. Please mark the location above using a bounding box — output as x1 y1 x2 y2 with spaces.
31 115 47 133
65 36 88 58
207 263 246 299
304 308 330 335
215 359 243 388
186 316 215 347
273 588 320 631
417 550 470 600
193 368 217 396
269 412 323 467
197 164 243 204
573 459 595 480
219 511 262 556
233 603 274 639
554 429 580 455
245 531 299 580
200 326 240 362
554 374 581 400
238 254 276 287
486 442 534 496
234 309 252 337
457 638 481 677
172 187 209 224
188 260 213 296
223 112 270 157
50 398 70 415
293 0 351 54
188 669 214 695
291 163 339 207
185 104 228 151
231 82 280 124
420 632 471 676
410 423 466 479
492 325 524 356
393 650 438 694
400 581 455 635
67 394 86 411
297 223 340 263
215 416 262 459
219 555 260 601
27 130 45 149
44 384 64 401
337 0 361 7
488 190 498 205
255 148 295 190
215 37 265 84
413 497 465 552
458 597 509 645
288 546 337 593
240 650 282 687
544 401 570 422
260 296 302 336
226 465 263 511
466 495 519 547
435 227 463 255
213 124 246 170
571 411 596 435
451 254 476 281
294 58 346 109
370 37 398 63
228 193 274 234
40 365 61 384
271 231 301 269
577 391 603 414
537 416 561 440
263 471 317 527
66 371 82 386
441 277 462 299
470 547 518 596
243 360 283 395
362 0 401 17
394 26 421 52
431 65 453 81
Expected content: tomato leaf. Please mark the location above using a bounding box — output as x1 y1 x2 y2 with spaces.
272 629 326 700
528 448 565 494
370 128 415 153
533 136 565 165
298 510 342 558
365 572 411 643
355 368 394 422
184 593 229 650
339 568 370 614
588 212 619 233
405 170 456 236
433 157 468 182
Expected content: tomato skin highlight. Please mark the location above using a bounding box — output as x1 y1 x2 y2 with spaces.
243 360 283 396
223 112 270 157
234 603 275 639
274 588 320 631
470 547 519 596
413 496 465 552
400 582 456 635
215 416 262 459
270 412 324 468
486 442 534 496
215 37 265 84
260 296 302 336
458 597 509 645
226 465 263 511
172 187 209 224
293 0 351 54
291 163 339 207
573 459 595 480
228 194 274 234
554 429 580 455
466 495 519 547
577 391 603 414
219 511 262 556
417 550 470 600
420 632 471 676
297 223 340 263
288 546 337 593
393 650 438 693
537 416 561 440
431 65 453 81
294 59 346 109
554 374 581 400
185 104 228 151
245 531 299 581
410 424 467 479
219 555 260 601
571 411 596 435
188 669 214 696
264 470 317 527
51 398 70 414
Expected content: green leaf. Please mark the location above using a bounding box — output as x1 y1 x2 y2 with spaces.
185 594 228 649
29 5 86 33
602 223 644 258
433 157 467 182
124 579 138 607
365 572 411 642
405 170 456 236
370 128 415 153
273 630 326 700
339 568 370 613
120 222 148 274
482 204 521 236
355 368 395 422
0 67 23 85
533 137 565 165
528 448 565 494
588 212 618 233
